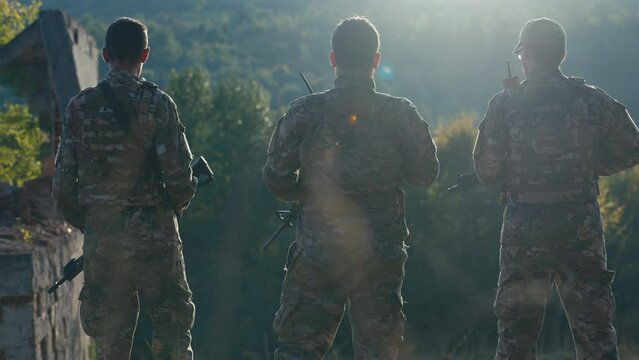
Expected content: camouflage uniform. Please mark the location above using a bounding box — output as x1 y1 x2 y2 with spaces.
474 66 639 360
264 72 439 359
52 70 197 360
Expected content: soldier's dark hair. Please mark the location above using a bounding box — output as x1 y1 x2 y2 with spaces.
105 17 148 64
331 16 380 70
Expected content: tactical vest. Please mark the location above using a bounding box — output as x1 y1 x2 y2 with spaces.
75 81 165 206
504 76 599 203
298 88 405 195
296 87 410 252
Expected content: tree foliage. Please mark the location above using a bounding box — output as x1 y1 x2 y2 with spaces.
0 104 46 186
166 69 285 359
0 0 44 187
52 0 639 120
0 0 41 45
5 0 637 357
598 169 639 340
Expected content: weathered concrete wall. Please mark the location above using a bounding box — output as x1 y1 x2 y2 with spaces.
0 252 36 360
35 231 88 360
0 9 98 360
0 181 89 360
0 238 89 360
0 9 99 175
40 10 99 115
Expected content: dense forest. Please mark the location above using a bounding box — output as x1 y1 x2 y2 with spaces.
2 0 639 358
49 0 639 118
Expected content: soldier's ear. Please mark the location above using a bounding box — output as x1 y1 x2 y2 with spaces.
329 51 337 69
372 52 381 70
139 48 150 64
102 47 110 64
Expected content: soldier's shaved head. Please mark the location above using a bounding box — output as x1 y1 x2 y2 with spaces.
105 17 148 64
331 16 380 70
515 18 567 68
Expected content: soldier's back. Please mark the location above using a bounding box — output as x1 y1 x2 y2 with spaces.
299 87 417 193
69 70 173 207
291 84 435 263
504 72 616 204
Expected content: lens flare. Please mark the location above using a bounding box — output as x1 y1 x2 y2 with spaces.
378 63 394 80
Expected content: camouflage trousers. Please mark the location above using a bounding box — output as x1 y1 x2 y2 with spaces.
494 201 619 360
79 205 195 360
273 244 407 360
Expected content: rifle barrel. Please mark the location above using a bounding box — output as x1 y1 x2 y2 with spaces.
47 280 64 294
299 73 314 94
262 222 291 252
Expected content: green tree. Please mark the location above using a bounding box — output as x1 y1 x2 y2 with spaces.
0 0 41 45
167 69 285 359
0 0 44 186
400 114 504 357
0 104 46 186
598 169 639 340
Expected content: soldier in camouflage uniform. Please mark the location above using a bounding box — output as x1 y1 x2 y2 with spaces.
52 18 197 360
264 17 439 360
474 18 639 360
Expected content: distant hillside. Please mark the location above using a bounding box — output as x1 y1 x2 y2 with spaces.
42 0 639 119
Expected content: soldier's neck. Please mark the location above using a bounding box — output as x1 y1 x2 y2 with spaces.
109 63 143 78
334 67 374 80
524 62 563 80
524 64 562 80
334 67 376 90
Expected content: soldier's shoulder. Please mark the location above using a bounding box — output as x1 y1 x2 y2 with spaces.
140 80 174 106
563 76 601 96
570 78 627 110
487 89 508 107
289 90 331 108
68 86 99 108
374 92 419 113
285 90 332 118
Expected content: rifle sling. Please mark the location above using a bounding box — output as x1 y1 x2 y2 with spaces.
97 80 131 132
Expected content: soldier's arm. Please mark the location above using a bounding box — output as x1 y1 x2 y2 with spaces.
473 93 507 183
52 97 85 229
154 94 197 214
263 102 307 201
595 94 639 176
396 101 439 186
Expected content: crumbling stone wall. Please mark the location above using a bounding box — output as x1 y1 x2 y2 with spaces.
0 9 97 360
0 179 89 360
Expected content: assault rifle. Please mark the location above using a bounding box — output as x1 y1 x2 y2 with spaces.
261 73 314 252
49 156 214 294
448 60 520 193
48 256 84 294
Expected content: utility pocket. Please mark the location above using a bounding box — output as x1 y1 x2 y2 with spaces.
125 207 154 240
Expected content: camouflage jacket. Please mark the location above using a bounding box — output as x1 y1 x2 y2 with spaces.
474 68 639 203
264 73 439 264
53 70 196 226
